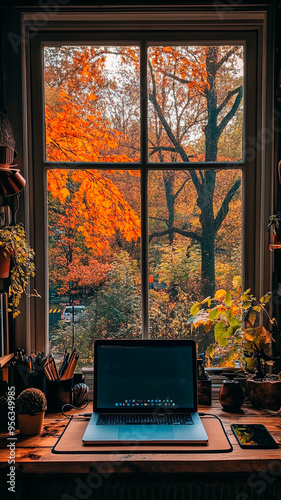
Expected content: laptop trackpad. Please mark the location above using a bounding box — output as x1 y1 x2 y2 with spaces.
118 425 174 442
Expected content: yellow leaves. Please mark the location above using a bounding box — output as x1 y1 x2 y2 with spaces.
190 302 200 316
206 345 215 359
260 292 271 304
246 311 256 328
190 272 276 371
232 275 241 290
214 289 226 301
244 326 272 345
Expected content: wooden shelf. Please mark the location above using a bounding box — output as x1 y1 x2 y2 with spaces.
0 353 13 369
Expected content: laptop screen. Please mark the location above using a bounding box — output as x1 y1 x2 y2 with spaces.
94 339 197 413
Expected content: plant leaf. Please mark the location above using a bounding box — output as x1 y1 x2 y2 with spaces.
214 323 228 347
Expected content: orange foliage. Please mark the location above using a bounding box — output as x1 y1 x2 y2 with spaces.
47 169 140 254
58 258 111 295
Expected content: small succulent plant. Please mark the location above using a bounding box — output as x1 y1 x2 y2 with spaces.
16 388 47 416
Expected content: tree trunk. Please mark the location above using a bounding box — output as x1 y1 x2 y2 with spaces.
201 230 215 297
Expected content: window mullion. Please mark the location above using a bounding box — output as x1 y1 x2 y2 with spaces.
140 41 149 339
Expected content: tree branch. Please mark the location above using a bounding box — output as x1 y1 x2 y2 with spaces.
217 86 243 136
174 175 191 200
217 86 243 116
148 62 201 193
164 72 191 86
217 47 240 71
149 146 178 156
149 227 202 243
214 178 241 231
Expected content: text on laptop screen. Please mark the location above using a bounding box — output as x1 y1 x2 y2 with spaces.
96 344 194 410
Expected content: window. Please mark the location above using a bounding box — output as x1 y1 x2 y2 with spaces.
26 10 271 366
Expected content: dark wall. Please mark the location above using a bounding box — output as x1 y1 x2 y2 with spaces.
0 0 275 149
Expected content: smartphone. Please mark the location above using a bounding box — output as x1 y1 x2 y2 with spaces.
231 424 278 449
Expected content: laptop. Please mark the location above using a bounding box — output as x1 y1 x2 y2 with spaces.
82 338 208 444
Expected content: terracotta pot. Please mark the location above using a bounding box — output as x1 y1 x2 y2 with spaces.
17 412 44 435
0 247 11 278
247 378 281 411
219 380 244 412
0 165 26 196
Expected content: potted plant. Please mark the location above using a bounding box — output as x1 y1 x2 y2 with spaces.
0 223 39 317
190 276 281 411
268 211 281 243
16 388 47 435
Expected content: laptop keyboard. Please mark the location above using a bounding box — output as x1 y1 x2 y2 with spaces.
97 414 193 426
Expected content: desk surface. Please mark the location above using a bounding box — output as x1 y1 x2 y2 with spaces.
0 395 280 475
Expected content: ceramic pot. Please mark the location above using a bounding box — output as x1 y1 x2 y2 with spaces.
247 379 281 411
0 165 26 196
0 247 11 278
219 379 244 412
17 412 44 435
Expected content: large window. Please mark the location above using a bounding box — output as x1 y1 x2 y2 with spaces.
27 15 266 365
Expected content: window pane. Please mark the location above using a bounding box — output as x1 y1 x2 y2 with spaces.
48 169 141 366
148 169 242 352
148 46 243 162
44 46 140 162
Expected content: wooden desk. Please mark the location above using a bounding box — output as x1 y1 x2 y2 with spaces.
0 397 280 500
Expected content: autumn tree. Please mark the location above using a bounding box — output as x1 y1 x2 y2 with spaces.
45 43 244 347
45 46 141 299
148 46 243 296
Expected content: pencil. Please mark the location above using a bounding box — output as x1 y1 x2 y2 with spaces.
61 351 79 380
44 362 55 381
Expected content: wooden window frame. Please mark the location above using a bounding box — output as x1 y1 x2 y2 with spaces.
21 7 273 353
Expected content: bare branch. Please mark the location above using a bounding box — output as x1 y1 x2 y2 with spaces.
217 86 243 116
217 47 240 71
217 86 243 136
148 63 201 193
164 71 191 86
149 146 178 157
214 178 241 231
149 227 202 243
174 175 192 200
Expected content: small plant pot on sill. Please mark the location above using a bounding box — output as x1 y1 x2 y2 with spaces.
17 412 44 435
247 377 281 411
16 388 47 435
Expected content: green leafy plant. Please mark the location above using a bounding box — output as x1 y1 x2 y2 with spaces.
190 276 281 378
16 388 47 415
0 223 40 317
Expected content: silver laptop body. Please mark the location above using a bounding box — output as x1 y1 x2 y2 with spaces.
82 339 208 444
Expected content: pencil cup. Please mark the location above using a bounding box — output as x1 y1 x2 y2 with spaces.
46 378 73 413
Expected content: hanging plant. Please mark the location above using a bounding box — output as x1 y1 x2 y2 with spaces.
0 223 40 317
